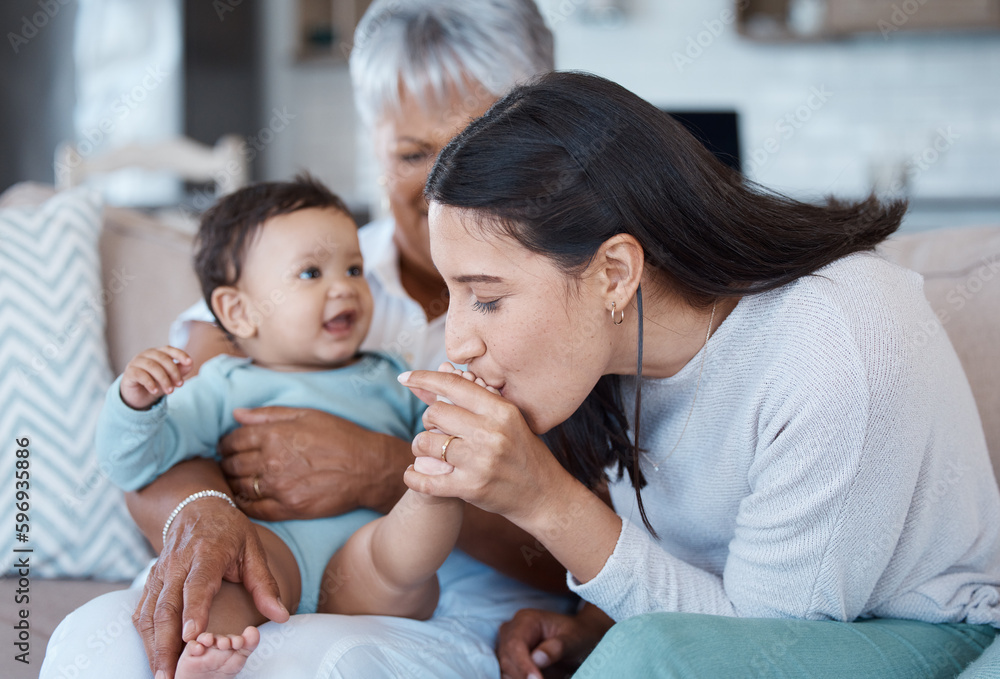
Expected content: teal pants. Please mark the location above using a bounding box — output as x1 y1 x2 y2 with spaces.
961 635 1000 678
574 613 998 678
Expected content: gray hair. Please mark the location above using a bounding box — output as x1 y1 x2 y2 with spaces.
349 0 554 125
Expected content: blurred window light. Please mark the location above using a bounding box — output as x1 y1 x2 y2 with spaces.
71 0 182 206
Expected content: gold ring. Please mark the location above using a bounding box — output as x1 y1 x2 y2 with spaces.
441 435 458 464
252 475 262 499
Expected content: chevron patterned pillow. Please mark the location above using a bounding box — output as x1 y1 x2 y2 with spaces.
0 188 153 580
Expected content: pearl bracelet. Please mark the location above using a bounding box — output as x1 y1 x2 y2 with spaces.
161 490 237 545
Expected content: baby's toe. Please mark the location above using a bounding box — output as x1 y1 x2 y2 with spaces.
184 640 209 658
242 626 261 653
226 633 245 651
477 379 501 395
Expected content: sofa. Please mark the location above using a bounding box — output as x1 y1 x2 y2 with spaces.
0 182 201 679
1 181 998 677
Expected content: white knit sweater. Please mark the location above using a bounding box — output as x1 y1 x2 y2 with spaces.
570 252 1000 626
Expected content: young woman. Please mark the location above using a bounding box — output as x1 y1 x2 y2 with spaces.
401 71 1000 677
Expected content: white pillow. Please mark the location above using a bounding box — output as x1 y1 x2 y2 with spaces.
0 187 153 579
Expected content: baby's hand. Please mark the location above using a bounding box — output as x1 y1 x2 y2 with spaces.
120 346 193 410
436 362 501 395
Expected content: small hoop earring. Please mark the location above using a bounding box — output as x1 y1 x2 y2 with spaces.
611 301 624 325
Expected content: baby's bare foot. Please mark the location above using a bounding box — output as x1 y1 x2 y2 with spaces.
175 626 260 679
438 363 501 395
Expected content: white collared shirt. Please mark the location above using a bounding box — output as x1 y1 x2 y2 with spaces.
168 218 449 371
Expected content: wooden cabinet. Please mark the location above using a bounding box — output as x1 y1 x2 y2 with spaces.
737 0 1000 40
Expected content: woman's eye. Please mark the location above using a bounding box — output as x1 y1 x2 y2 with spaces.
472 298 501 314
298 267 321 280
347 265 363 277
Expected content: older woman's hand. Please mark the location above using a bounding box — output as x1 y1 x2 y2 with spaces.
218 406 413 518
399 370 571 527
497 604 613 679
133 499 288 679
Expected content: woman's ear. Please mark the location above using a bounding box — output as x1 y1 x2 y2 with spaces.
211 286 256 340
595 234 645 308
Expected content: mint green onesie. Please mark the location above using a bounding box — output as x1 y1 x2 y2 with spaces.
96 352 424 613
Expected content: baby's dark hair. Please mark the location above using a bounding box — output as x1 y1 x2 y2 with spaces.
194 174 352 331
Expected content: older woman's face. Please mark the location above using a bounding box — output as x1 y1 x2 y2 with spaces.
373 85 494 278
429 202 615 435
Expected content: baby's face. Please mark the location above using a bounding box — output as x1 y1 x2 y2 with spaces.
236 207 373 371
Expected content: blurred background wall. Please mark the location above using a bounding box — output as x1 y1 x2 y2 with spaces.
542 0 1000 231
0 1 77 194
256 0 1000 231
2 0 998 232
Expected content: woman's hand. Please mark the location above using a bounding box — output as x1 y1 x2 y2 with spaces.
400 369 624 585
399 369 572 527
497 604 614 679
411 362 500 475
120 346 193 410
133 498 288 679
217 407 413 518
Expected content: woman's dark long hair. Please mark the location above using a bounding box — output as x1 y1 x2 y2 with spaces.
425 71 904 533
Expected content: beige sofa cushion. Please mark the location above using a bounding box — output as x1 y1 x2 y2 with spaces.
880 225 1000 482
99 206 200 374
0 182 201 375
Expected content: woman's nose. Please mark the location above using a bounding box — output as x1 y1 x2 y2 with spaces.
445 310 486 365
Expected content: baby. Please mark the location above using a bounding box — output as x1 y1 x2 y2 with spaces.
95 176 474 679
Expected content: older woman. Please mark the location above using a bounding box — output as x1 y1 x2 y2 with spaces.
401 71 1000 677
41 3 571 679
